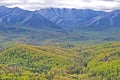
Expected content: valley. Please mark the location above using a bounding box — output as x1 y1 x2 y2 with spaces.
0 6 120 80
0 6 120 46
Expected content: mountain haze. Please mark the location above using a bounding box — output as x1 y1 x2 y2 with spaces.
0 6 61 31
1 6 120 31
0 6 120 45
0 6 120 80
82 10 120 30
38 8 105 29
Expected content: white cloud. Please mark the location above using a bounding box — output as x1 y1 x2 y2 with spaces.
0 0 120 11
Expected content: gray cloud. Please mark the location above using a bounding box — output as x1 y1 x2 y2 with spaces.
0 0 120 11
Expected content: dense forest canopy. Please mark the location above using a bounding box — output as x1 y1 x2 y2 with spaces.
0 42 119 80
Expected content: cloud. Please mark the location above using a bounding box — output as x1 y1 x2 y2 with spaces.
0 0 120 11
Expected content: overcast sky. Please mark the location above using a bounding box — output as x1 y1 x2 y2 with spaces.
0 0 120 11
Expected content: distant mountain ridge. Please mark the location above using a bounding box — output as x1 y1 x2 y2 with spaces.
37 8 105 29
0 6 120 45
82 10 120 30
0 6 120 31
0 6 61 31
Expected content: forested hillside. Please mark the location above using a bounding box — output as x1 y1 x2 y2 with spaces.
0 42 119 80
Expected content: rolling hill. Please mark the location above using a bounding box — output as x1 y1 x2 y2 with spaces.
0 5 120 80
0 42 119 79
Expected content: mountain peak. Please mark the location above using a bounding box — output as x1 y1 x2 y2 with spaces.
0 6 8 10
0 6 120 31
12 7 21 10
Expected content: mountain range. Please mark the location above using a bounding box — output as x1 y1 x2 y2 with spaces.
0 6 120 30
0 6 120 80
0 6 120 45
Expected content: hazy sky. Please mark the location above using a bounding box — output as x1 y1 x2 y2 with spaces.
0 0 120 11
